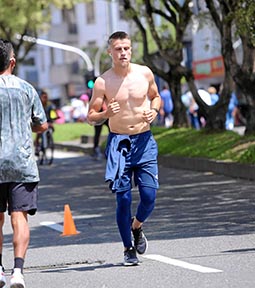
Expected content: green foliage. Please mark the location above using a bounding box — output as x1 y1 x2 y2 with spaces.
0 0 49 37
239 145 255 164
234 0 255 45
151 127 255 164
0 0 85 63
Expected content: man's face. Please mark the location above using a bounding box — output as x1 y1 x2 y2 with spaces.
108 38 132 67
40 93 48 106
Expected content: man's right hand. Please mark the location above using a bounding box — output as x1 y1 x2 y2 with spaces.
106 98 120 118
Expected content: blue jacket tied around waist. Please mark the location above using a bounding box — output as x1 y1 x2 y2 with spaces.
105 134 131 192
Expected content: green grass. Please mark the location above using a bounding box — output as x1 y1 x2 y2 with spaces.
51 123 255 165
52 123 109 142
152 126 255 164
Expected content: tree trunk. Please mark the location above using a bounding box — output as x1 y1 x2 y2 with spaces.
205 70 233 131
170 75 188 128
241 93 255 134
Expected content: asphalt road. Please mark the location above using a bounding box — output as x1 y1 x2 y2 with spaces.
3 150 255 288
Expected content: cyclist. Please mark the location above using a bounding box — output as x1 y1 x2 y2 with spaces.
34 91 58 156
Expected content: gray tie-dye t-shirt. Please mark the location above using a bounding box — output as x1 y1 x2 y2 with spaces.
0 75 47 183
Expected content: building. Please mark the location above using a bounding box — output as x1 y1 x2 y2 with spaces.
191 0 224 90
18 0 237 105
19 0 129 106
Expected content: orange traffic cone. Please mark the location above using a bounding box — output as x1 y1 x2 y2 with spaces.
61 204 80 236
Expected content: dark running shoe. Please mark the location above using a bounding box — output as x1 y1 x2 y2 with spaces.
132 225 148 255
124 247 139 266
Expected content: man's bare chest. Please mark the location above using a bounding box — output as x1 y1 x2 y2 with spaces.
105 74 149 101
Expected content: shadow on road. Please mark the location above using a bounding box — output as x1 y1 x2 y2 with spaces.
4 154 255 250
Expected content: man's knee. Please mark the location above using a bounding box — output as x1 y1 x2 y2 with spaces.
116 191 132 208
139 186 156 205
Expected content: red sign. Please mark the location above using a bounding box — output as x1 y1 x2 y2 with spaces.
192 56 225 79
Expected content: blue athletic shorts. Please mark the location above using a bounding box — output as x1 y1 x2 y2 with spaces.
105 130 159 193
0 182 38 215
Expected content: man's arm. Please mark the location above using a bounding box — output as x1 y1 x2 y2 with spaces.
143 67 162 123
32 122 48 133
87 77 108 125
148 71 161 112
87 76 120 125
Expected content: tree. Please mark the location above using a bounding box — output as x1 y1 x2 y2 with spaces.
205 0 255 134
0 0 81 71
123 0 255 132
123 0 196 127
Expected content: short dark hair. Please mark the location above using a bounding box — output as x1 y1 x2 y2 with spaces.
40 90 48 98
0 39 13 72
108 31 130 46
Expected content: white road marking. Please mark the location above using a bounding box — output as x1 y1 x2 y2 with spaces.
40 215 101 233
40 221 63 233
40 221 222 274
40 221 81 233
143 254 222 273
169 180 236 189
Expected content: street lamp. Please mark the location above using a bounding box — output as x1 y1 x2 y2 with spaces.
16 34 94 72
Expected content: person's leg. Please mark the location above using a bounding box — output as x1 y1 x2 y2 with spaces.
11 211 29 271
93 124 103 150
131 133 158 255
116 190 139 266
8 182 38 287
130 186 156 255
133 186 156 229
0 213 5 286
116 190 133 249
0 213 4 264
93 125 103 159
0 183 7 280
9 211 28 288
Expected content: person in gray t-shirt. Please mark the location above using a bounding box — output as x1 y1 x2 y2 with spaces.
0 39 48 288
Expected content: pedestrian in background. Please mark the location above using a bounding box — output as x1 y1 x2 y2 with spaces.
226 92 238 130
79 93 90 121
92 102 110 160
159 84 173 128
207 86 219 105
181 91 200 130
88 31 160 266
0 39 48 288
34 90 57 155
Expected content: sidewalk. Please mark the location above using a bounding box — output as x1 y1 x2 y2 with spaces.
55 136 255 181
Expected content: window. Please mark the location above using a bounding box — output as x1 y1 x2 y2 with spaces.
86 1 95 24
22 57 35 66
119 0 126 20
26 71 38 85
62 7 77 34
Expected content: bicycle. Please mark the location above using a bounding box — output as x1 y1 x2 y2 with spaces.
37 127 54 165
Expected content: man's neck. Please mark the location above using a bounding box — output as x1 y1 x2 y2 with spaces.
112 63 132 77
0 68 12 76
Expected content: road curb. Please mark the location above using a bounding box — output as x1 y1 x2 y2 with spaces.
158 155 255 181
54 143 93 154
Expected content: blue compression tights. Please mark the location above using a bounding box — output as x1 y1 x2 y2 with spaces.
116 186 156 248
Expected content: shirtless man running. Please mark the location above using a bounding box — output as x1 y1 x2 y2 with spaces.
88 31 161 266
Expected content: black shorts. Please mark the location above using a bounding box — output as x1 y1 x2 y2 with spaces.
0 182 38 215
